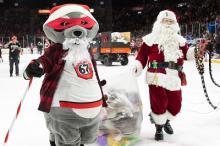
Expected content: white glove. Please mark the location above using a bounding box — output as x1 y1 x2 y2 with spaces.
131 60 143 77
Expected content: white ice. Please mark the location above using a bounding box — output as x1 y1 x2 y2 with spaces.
0 52 220 146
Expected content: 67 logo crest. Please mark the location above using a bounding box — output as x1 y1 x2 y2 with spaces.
74 61 93 79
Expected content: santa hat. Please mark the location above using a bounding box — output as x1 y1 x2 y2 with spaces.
43 4 99 43
156 10 177 23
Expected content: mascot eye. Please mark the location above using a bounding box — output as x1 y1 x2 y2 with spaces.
81 20 88 25
60 22 70 26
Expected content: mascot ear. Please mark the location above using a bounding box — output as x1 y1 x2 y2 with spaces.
43 26 65 44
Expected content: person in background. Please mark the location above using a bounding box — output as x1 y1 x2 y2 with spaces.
0 43 3 62
215 19 220 58
37 41 43 55
5 35 21 77
30 43 34 54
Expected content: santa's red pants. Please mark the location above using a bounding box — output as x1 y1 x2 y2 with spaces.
149 85 182 117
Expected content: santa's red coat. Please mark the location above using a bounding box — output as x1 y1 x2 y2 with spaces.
135 38 189 124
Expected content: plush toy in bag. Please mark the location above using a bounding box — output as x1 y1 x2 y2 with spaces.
97 73 143 146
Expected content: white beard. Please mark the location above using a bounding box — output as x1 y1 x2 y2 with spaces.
152 22 183 62
63 38 91 65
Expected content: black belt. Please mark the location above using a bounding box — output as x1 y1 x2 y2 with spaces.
149 61 183 72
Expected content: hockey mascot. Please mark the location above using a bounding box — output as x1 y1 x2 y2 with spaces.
23 4 105 146
132 10 202 141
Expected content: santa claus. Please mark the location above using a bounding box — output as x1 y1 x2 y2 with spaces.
23 4 104 146
132 10 197 141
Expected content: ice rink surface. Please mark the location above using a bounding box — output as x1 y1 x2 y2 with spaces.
0 53 220 146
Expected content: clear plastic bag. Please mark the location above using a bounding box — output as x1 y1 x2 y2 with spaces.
97 73 143 146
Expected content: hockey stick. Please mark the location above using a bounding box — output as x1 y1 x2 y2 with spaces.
2 78 33 146
89 48 108 107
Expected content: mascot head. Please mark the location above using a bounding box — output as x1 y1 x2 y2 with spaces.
43 4 99 64
43 4 99 44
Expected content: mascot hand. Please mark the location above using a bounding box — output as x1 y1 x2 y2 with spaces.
100 79 107 86
131 60 143 77
24 60 44 79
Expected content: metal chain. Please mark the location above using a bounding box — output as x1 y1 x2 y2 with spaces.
194 46 217 110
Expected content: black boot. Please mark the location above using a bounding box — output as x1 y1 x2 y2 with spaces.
80 144 85 146
50 141 56 146
164 120 173 134
155 124 164 141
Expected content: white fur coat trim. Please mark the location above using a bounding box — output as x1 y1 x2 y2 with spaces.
146 69 181 91
142 33 186 47
167 111 176 121
151 111 176 125
150 111 167 125
132 60 143 77
186 46 195 60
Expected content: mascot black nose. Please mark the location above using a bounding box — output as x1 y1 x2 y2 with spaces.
73 31 82 37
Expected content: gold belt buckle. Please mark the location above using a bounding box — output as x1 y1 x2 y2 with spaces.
168 61 175 69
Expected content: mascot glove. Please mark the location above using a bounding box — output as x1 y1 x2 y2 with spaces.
131 60 143 77
23 59 44 80
100 79 107 86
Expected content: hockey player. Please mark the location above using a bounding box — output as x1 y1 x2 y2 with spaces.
37 41 43 55
23 4 104 146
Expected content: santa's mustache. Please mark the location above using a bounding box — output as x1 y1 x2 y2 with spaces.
152 21 180 35
161 24 177 35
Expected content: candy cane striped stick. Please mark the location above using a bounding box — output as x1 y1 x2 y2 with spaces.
3 78 33 146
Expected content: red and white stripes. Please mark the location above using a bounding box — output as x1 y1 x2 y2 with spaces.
3 78 33 146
